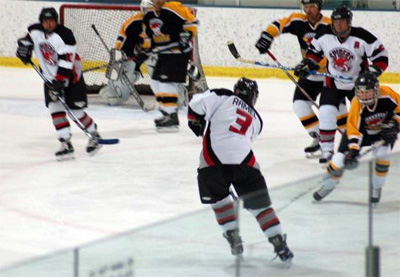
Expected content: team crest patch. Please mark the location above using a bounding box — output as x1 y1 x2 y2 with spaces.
329 47 354 72
39 43 57 65
149 18 164 36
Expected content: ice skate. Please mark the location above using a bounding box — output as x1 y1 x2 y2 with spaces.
55 138 74 161
155 112 179 133
223 229 243 256
268 234 293 267
86 126 102 156
305 137 321 158
319 150 333 164
371 188 382 208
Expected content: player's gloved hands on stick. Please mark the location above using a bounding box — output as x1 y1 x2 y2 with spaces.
365 65 383 77
294 58 319 78
380 120 399 145
16 38 33 65
179 32 192 53
255 31 273 54
46 80 66 101
344 149 360 170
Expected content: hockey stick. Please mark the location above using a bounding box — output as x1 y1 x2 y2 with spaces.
357 140 385 159
227 42 319 109
29 61 119 145
91 24 155 112
227 42 353 81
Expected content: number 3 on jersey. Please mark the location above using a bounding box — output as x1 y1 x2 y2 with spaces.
229 109 252 135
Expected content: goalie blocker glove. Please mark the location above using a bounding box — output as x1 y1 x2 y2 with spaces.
255 31 273 54
16 38 34 64
344 149 360 170
294 58 319 78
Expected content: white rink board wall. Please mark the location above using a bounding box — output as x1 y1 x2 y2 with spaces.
0 1 399 74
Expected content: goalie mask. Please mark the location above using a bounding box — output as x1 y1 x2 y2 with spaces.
233 78 259 107
355 72 380 112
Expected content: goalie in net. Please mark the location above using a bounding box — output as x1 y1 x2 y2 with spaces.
98 11 157 106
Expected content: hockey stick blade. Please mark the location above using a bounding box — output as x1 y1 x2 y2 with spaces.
227 41 241 59
98 138 119 145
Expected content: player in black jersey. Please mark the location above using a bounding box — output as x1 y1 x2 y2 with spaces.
313 72 399 205
16 7 102 160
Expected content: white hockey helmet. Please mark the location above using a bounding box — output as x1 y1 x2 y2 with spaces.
140 0 154 14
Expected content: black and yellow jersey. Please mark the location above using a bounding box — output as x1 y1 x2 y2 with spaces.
347 86 400 150
265 12 330 55
142 1 198 54
265 12 330 69
114 12 144 58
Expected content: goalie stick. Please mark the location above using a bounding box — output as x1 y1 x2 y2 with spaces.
91 24 155 112
227 41 353 81
29 61 119 145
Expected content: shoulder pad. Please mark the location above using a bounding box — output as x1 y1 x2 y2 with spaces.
54 25 76 45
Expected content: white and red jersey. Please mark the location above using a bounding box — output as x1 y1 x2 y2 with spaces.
188 89 263 168
306 26 388 90
27 23 82 85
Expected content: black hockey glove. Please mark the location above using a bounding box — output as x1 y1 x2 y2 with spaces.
365 65 383 77
188 116 206 137
16 38 33 65
187 62 200 81
344 149 360 170
46 80 66 101
380 120 399 146
255 31 273 54
294 58 319 78
179 32 192 53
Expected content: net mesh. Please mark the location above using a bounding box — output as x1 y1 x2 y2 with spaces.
60 4 208 95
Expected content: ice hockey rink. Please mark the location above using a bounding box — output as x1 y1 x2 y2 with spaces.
0 67 399 276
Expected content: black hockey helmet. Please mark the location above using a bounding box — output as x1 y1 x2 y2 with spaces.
331 6 353 23
39 7 59 23
234 77 259 106
355 72 380 110
331 6 352 37
301 0 322 10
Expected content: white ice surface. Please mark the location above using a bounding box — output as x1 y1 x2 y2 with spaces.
0 67 399 276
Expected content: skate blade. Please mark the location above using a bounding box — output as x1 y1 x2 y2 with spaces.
285 257 293 268
56 153 74 161
156 126 179 133
305 151 322 159
87 145 103 157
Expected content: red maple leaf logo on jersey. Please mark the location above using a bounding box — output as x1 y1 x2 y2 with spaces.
39 43 57 65
329 47 354 72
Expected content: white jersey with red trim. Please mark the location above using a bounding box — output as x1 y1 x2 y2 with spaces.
188 89 263 167
27 23 82 84
307 26 388 90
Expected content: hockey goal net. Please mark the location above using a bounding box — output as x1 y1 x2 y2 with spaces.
60 4 207 95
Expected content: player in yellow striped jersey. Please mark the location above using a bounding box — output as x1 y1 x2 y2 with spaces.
313 72 400 205
99 11 156 106
255 0 348 157
141 0 198 132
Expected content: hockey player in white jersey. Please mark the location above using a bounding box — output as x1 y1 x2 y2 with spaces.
188 78 294 265
16 7 102 160
294 6 388 163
